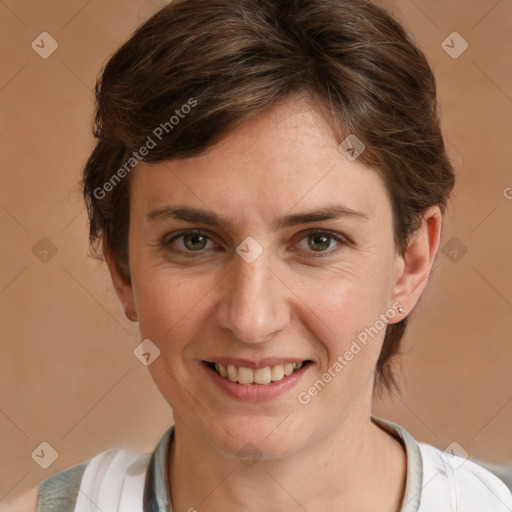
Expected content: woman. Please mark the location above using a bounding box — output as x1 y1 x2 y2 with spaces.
8 0 512 510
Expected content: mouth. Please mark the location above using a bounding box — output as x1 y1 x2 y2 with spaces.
203 360 312 385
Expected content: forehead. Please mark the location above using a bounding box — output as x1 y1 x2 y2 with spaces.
131 96 390 227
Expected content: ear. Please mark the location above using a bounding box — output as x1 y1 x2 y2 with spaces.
102 235 138 322
388 205 442 323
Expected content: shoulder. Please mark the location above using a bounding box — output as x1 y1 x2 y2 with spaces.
4 448 127 512
0 458 91 512
0 487 38 512
477 460 512 493
418 442 512 511
35 447 151 512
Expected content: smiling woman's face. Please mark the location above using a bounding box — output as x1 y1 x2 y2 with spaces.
109 95 429 458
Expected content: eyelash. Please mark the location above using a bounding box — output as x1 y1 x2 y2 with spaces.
161 229 348 259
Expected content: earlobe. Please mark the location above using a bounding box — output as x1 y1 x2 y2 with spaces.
123 300 138 322
389 206 443 321
102 235 137 322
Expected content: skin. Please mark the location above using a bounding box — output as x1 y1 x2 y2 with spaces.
0 487 38 512
104 94 442 512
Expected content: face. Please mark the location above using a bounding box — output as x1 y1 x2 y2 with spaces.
113 95 422 459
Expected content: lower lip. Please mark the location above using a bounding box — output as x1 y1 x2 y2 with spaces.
201 362 310 402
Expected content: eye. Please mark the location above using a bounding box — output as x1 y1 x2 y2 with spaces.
164 230 216 253
295 230 346 256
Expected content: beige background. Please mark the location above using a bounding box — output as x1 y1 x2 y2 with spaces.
1 0 511 501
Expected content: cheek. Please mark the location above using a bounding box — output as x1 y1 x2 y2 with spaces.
134 267 215 350
132 270 213 398
289 276 392 407
287 257 394 366
293 250 392 319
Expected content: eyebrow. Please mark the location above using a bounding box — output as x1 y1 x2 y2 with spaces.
146 204 369 231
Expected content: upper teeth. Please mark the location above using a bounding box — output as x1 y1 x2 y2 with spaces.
214 362 304 385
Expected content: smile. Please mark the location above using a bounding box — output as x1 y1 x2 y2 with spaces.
202 359 312 402
206 361 310 385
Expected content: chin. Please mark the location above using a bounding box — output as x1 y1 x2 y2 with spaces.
199 414 309 461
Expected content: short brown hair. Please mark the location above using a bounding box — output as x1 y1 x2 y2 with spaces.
82 0 455 392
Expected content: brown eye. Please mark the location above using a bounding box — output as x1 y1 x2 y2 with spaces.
182 232 208 251
308 232 331 252
164 230 215 254
295 230 346 257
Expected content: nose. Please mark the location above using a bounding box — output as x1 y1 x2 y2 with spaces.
216 247 290 345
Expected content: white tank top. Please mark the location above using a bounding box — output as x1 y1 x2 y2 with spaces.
73 449 150 511
37 417 512 512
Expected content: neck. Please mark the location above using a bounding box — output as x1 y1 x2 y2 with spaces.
168 411 406 512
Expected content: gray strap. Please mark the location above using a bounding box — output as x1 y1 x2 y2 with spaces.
146 426 174 512
371 416 423 512
36 461 89 512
